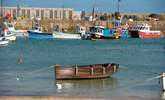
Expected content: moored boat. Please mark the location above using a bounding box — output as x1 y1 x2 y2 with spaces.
0 21 16 41
4 21 27 37
14 30 28 37
27 27 53 39
129 24 164 38
55 63 119 80
53 31 81 39
89 26 121 40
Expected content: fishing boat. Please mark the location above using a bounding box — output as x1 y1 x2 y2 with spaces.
52 25 81 39
0 21 16 41
112 21 130 38
27 27 53 39
129 24 164 38
53 31 81 39
14 30 28 37
89 26 121 40
5 21 27 37
54 63 119 80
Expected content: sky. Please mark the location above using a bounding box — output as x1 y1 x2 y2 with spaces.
2 0 165 13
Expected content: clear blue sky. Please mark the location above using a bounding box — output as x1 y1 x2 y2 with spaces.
2 0 165 13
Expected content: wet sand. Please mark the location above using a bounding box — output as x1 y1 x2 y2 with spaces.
0 96 158 100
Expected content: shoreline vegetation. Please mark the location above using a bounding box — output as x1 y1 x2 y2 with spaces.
0 96 159 100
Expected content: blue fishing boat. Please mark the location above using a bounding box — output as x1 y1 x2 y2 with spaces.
89 26 121 40
27 27 53 39
112 21 130 38
83 20 129 40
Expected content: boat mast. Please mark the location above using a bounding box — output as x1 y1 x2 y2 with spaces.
62 5 64 20
1 0 3 18
117 0 121 13
92 4 95 22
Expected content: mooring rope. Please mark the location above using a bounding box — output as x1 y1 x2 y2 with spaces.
26 65 54 74
146 75 162 81
113 74 163 89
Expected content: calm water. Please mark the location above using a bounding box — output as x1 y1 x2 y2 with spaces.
0 38 165 99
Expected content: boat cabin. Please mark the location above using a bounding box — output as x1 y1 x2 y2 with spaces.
0 21 14 36
89 26 105 36
131 24 151 31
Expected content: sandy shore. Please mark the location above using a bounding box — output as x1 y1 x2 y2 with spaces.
0 96 102 100
0 96 159 100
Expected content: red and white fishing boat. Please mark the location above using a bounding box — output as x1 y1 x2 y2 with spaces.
129 24 164 38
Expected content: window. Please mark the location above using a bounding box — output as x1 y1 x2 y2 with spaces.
22 9 26 17
63 10 66 19
41 10 44 19
7 31 11 35
145 27 148 30
54 10 57 19
59 10 62 19
12 9 16 17
27 10 30 18
36 10 40 17
69 10 72 20
49 10 53 19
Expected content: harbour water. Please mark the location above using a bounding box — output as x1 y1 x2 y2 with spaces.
0 38 165 99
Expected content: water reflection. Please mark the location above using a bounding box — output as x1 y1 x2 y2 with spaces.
54 77 118 92
162 91 165 99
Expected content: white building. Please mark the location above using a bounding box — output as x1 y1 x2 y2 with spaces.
1 6 75 20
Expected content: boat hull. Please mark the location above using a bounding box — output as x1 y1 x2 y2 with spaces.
53 32 81 39
14 30 28 37
55 63 119 80
129 30 139 38
27 31 53 39
139 31 164 38
91 34 120 40
5 34 16 41
0 38 9 46
129 30 164 38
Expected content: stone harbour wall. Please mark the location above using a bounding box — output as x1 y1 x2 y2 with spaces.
15 19 165 34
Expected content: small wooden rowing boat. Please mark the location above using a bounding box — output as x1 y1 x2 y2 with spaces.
54 63 119 80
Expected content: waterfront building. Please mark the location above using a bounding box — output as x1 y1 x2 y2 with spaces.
1 6 74 20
